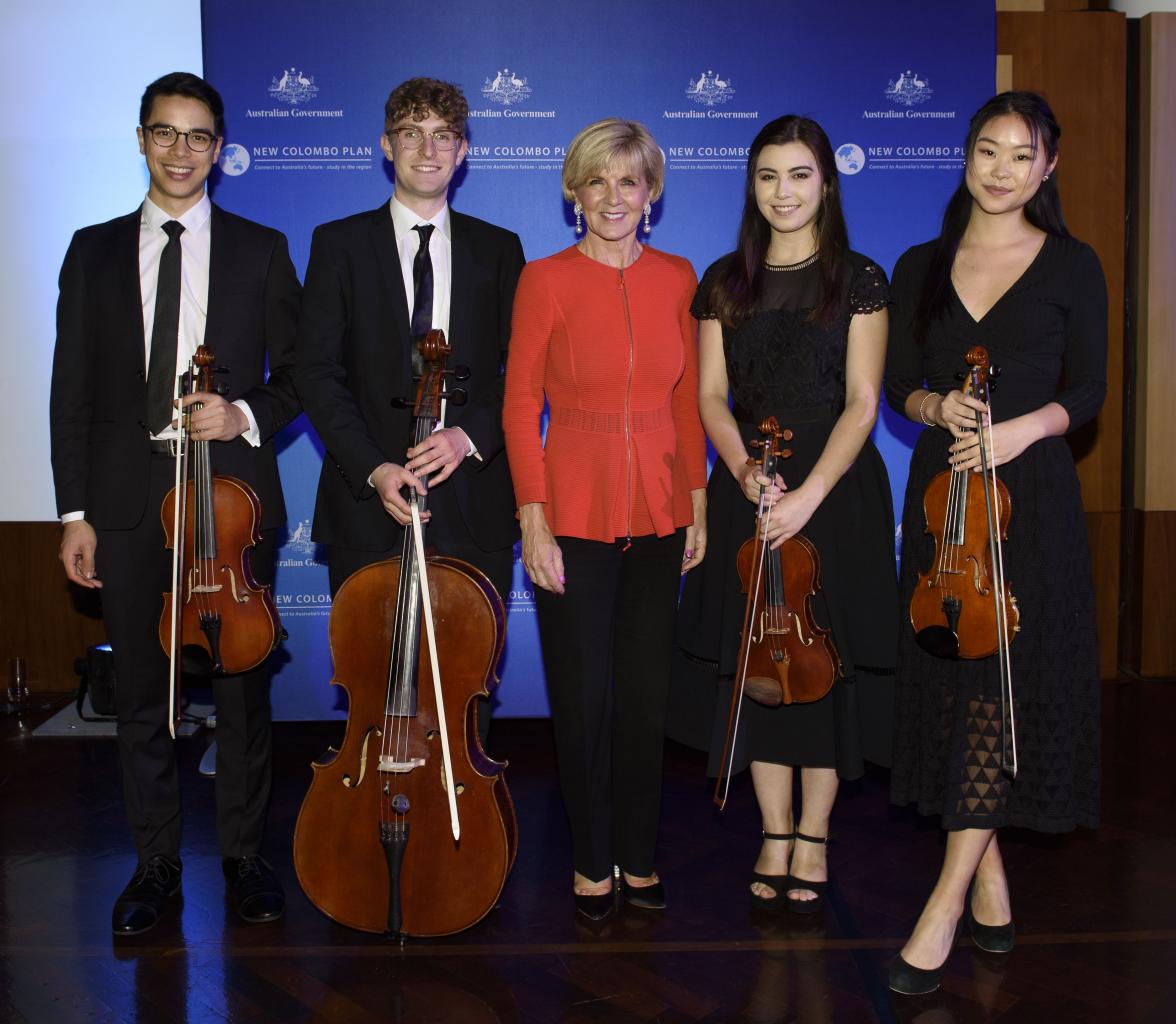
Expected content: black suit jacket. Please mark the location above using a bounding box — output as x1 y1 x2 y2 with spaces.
295 204 524 552
50 204 301 531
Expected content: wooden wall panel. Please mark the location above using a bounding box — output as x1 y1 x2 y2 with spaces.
1122 14 1176 678
0 522 105 693
997 9 1127 679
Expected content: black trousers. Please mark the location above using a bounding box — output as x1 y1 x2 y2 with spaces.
325 480 515 745
534 529 686 882
96 452 276 863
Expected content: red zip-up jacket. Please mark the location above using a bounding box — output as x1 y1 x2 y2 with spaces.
504 245 707 543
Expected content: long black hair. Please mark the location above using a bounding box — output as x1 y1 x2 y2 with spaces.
914 91 1070 342
709 115 848 329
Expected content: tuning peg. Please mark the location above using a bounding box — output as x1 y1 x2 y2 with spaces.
214 365 231 374
781 429 794 441
780 448 793 459
215 384 230 397
446 364 471 382
954 371 966 382
442 388 468 407
989 365 1002 378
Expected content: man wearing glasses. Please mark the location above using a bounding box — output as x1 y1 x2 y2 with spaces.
296 77 525 743
50 72 300 935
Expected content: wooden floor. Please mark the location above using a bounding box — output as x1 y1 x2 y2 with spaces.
1 680 1173 1023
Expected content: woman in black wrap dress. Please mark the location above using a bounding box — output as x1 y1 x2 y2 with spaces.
885 92 1106 995
669 115 897 914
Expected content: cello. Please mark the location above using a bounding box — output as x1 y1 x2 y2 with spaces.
713 416 841 809
159 345 281 737
293 329 516 938
909 345 1019 776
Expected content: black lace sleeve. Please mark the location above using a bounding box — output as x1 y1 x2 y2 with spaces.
848 257 891 315
690 255 731 320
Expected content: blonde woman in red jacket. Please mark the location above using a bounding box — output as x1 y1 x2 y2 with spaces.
503 118 708 921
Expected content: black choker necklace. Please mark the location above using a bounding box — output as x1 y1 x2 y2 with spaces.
764 251 819 271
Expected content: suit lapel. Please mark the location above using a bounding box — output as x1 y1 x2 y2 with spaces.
118 210 147 374
370 205 412 373
206 205 232 354
448 212 474 363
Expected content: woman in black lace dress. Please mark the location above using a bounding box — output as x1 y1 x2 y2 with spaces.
668 116 897 912
885 92 1106 995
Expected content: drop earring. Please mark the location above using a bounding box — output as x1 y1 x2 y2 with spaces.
574 201 583 234
643 203 652 234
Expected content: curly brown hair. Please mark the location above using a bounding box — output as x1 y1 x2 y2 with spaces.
384 78 468 136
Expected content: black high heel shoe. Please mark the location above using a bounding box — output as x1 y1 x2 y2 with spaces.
750 831 794 909
620 874 666 910
574 879 615 921
964 900 1015 953
888 953 947 995
784 832 830 915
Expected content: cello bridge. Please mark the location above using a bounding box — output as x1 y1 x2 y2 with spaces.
378 756 426 774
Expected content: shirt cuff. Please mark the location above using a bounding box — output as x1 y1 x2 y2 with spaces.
62 511 85 523
440 424 480 461
233 400 261 447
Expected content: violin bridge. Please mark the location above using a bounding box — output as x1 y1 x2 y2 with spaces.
378 756 426 774
186 567 224 598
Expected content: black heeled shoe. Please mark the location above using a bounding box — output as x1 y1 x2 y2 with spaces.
750 831 794 909
620 875 666 910
574 881 615 921
888 953 946 995
784 832 830 915
964 901 1015 953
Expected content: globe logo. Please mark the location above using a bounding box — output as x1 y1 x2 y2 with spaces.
219 143 250 177
835 144 865 176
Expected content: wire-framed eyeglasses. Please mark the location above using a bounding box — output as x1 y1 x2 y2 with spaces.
387 126 463 151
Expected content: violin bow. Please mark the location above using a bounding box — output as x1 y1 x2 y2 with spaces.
713 418 783 810
969 358 1018 779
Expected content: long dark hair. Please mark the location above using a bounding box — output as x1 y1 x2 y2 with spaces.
709 115 848 328
914 91 1071 341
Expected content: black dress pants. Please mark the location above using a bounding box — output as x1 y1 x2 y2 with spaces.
534 529 686 882
96 452 276 863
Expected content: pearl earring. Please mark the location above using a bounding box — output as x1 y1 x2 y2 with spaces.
574 201 583 234
643 203 651 234
1043 174 1050 181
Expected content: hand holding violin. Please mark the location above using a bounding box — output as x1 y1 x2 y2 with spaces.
179 391 249 441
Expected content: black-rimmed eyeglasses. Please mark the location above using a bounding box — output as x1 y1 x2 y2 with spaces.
387 127 463 151
142 124 219 152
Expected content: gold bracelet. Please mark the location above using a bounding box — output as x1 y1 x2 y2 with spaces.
918 391 938 426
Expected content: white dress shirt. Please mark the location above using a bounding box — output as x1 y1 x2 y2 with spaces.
380 196 475 466
61 194 258 523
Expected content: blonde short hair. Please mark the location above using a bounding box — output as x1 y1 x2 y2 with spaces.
561 118 664 203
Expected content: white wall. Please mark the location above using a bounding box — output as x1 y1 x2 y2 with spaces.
0 1 202 521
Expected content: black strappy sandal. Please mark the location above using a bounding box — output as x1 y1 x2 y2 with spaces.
784 832 830 915
750 831 794 909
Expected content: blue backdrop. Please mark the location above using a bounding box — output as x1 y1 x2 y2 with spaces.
201 0 993 718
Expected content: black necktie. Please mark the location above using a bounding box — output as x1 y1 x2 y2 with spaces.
146 220 185 434
410 223 435 342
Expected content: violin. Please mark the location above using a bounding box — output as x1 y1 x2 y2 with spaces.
159 345 280 737
909 345 1019 775
293 329 516 938
713 416 841 808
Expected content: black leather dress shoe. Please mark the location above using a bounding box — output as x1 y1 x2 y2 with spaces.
112 855 182 936
223 855 285 923
620 877 666 910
